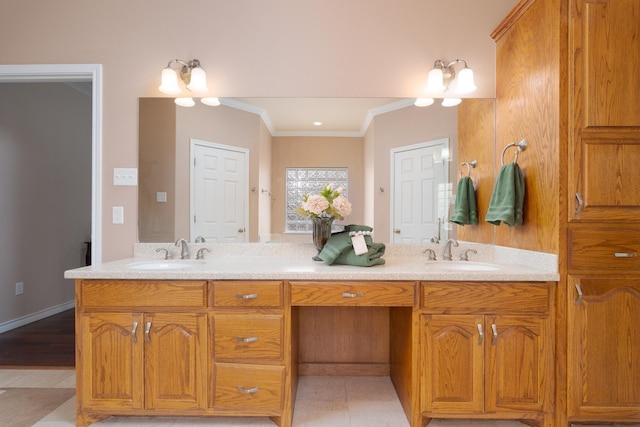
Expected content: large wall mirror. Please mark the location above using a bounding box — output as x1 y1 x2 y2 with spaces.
139 97 494 244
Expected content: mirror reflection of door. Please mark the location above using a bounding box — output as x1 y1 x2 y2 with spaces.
190 139 248 242
391 138 449 243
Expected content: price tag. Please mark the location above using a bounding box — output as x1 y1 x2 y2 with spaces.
351 234 368 255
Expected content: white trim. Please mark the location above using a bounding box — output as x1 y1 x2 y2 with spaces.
0 300 75 334
0 64 103 265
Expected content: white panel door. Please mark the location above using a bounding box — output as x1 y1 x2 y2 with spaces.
391 139 448 243
190 140 248 243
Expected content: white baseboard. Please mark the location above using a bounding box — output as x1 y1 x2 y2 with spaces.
0 300 75 334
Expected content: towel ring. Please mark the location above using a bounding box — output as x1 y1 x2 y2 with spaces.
501 139 528 165
461 160 477 177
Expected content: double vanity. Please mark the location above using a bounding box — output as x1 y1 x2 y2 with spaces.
66 242 559 427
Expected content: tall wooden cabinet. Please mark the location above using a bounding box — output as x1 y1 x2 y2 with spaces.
489 0 640 425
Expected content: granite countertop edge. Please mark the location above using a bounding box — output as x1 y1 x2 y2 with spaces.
65 242 560 282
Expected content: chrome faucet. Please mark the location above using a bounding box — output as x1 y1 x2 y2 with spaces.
175 239 190 259
442 239 459 261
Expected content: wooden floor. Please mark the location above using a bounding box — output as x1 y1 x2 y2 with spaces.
0 309 75 368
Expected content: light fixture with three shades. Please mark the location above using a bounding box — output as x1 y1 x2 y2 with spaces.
158 58 220 107
415 59 477 108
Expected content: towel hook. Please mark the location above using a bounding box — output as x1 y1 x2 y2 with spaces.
501 139 528 166
461 160 477 177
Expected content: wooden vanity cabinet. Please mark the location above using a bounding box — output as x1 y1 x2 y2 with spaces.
210 281 289 422
75 280 208 426
419 282 555 427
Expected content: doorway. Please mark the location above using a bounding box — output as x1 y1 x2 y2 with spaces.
0 65 101 340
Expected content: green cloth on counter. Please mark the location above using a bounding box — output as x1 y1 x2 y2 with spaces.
318 225 386 267
449 176 478 225
485 162 525 227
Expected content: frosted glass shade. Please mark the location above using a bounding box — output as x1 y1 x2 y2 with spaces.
187 67 208 93
158 68 181 95
414 98 435 107
426 68 446 93
456 67 477 94
442 98 462 107
174 97 195 107
201 97 221 106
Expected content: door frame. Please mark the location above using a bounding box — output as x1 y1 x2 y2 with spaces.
189 138 250 242
389 138 450 243
0 64 103 263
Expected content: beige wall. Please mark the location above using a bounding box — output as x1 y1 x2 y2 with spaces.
0 0 517 261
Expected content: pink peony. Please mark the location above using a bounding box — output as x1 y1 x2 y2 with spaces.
332 195 352 218
304 194 330 215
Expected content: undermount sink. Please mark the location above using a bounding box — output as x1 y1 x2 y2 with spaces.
127 260 203 271
428 261 503 272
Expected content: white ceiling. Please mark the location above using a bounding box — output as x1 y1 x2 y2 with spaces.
224 97 415 136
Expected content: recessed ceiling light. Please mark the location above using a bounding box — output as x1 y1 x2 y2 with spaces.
313 121 323 126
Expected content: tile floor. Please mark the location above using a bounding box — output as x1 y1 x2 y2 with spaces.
1 370 637 427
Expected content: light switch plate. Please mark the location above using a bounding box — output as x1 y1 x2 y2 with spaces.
113 168 138 186
157 192 167 202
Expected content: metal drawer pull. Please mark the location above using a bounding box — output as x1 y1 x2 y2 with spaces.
575 192 584 214
574 283 583 305
614 252 637 258
237 386 259 394
342 292 364 298
237 336 259 343
236 293 258 299
145 321 152 343
491 324 498 345
477 323 484 345
131 321 138 343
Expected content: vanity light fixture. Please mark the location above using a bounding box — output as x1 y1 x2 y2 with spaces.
158 58 219 107
415 59 477 107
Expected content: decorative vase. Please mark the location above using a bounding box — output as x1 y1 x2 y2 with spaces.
311 216 334 261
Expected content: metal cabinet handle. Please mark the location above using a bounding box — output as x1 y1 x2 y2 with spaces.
236 293 258 299
614 252 638 258
491 323 498 345
574 283 583 305
342 292 364 298
237 386 259 394
477 323 484 345
131 321 138 343
145 321 152 343
575 192 584 214
237 336 259 343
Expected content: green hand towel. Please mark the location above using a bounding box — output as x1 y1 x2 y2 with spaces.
333 241 386 267
449 176 478 225
318 225 385 266
318 225 373 264
485 163 525 227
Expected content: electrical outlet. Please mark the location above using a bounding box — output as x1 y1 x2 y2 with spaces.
15 282 24 295
112 206 124 224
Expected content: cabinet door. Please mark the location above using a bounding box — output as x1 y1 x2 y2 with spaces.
79 312 144 409
568 276 640 419
485 315 550 413
569 0 640 221
144 312 207 410
421 314 484 413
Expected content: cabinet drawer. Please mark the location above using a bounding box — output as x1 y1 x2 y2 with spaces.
213 363 284 411
80 280 207 308
422 282 551 314
213 314 283 360
291 281 415 306
212 281 283 308
569 226 640 272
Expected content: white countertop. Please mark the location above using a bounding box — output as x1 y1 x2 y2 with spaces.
65 243 559 282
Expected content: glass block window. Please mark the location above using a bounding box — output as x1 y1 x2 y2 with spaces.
285 167 349 233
